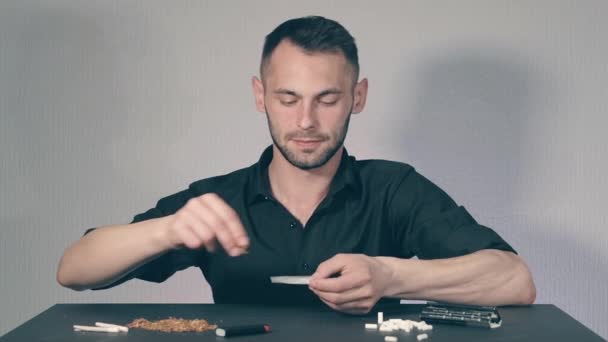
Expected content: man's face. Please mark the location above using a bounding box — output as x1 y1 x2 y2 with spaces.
252 40 367 170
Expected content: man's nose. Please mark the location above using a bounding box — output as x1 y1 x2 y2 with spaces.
296 102 317 130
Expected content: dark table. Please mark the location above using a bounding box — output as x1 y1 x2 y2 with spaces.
0 304 603 341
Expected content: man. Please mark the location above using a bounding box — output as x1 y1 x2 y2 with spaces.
57 16 535 314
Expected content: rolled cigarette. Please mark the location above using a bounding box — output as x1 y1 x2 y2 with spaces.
417 333 428 341
95 322 129 332
73 325 119 333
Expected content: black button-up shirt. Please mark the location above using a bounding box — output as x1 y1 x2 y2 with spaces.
93 146 515 306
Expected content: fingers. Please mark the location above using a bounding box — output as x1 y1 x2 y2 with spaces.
174 208 216 252
310 272 367 293
310 254 369 292
199 193 249 250
332 298 376 314
315 291 375 314
311 254 346 280
311 283 373 305
309 253 381 314
169 193 249 256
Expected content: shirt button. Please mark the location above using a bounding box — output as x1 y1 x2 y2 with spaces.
290 222 297 229
302 263 310 270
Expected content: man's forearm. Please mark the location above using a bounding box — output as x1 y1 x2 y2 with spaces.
377 249 536 306
56 216 172 291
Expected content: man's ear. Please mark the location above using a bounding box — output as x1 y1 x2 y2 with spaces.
352 78 368 114
252 76 266 113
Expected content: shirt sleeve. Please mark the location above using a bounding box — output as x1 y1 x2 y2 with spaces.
89 188 204 290
388 168 516 260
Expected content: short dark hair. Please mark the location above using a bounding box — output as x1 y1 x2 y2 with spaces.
260 16 359 82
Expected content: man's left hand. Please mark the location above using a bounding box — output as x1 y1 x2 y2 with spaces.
309 253 394 314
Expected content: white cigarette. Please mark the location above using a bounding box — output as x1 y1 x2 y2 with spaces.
417 333 429 341
73 325 119 333
95 322 129 332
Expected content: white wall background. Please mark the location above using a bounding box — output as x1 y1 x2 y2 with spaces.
1 0 606 338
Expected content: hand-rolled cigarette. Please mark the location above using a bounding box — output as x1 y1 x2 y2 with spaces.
73 325 119 333
95 322 129 332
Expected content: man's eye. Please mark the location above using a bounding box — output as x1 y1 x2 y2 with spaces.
320 100 338 106
280 100 297 106
318 95 339 106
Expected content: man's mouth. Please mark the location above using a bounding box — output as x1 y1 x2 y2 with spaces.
292 139 324 148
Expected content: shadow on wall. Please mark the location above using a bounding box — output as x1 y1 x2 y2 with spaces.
394 49 606 338
495 213 607 338
397 50 535 216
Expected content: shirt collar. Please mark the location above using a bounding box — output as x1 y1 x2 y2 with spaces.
246 145 361 204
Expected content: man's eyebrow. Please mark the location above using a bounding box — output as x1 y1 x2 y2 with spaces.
316 88 343 97
272 88 343 97
273 88 299 96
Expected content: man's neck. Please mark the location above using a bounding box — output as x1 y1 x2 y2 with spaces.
268 146 343 224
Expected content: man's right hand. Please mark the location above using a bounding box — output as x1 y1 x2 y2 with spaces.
163 193 249 256
57 192 249 290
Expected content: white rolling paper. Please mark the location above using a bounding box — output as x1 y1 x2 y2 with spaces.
270 276 311 285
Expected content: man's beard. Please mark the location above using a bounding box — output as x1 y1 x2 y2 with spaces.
265 110 351 170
